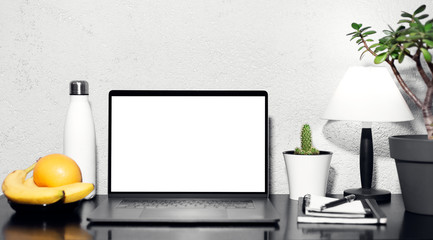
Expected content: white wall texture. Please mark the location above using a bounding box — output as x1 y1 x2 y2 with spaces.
0 0 430 195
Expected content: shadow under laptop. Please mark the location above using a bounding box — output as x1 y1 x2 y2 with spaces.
88 223 277 240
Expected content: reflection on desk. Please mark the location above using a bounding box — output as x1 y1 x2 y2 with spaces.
1 195 433 240
297 223 384 239
400 211 433 239
91 225 272 240
4 210 92 240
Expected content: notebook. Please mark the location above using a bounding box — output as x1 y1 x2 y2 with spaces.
87 90 279 223
304 195 367 218
298 195 387 225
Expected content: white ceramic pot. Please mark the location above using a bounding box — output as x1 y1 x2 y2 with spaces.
283 151 332 200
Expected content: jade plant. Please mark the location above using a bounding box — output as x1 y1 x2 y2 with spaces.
294 124 320 155
348 5 433 139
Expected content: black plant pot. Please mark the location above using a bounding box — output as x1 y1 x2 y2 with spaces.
389 135 433 215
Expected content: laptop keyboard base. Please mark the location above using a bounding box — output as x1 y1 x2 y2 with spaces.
117 199 255 209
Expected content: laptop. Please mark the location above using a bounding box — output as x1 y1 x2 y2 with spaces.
87 90 279 223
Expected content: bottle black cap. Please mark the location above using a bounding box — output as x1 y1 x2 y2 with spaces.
70 81 89 95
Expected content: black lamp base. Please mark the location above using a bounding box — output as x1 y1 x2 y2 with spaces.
344 188 391 203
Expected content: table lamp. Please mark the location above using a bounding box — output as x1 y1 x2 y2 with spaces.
322 66 414 202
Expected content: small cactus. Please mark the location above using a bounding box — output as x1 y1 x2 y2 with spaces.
294 124 320 155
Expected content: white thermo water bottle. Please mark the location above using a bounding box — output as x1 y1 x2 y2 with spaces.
64 81 96 199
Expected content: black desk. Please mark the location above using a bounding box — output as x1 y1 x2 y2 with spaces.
1 194 433 239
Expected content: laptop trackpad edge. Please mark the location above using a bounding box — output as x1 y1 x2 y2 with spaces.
140 209 228 220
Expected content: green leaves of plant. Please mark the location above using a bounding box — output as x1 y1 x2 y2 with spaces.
349 5 433 65
348 22 381 60
424 39 433 48
398 50 405 63
396 5 433 63
363 31 376 36
425 23 433 32
421 48 432 62
374 52 388 64
398 19 412 24
401 5 426 19
351 23 362 30
418 14 429 20
414 5 426 15
375 45 387 52
401 12 412 18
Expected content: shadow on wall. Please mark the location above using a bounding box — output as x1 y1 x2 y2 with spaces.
326 166 336 194
322 120 416 190
322 120 416 158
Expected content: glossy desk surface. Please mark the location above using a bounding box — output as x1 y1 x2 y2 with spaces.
1 194 433 240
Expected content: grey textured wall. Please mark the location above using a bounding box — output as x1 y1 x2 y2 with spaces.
0 0 429 195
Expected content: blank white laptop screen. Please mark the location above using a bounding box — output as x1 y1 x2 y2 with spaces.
110 93 266 193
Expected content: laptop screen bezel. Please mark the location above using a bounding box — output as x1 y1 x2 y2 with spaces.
108 90 269 198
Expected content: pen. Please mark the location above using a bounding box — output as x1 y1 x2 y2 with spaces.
320 194 356 211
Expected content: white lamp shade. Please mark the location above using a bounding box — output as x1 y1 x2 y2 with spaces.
323 66 414 122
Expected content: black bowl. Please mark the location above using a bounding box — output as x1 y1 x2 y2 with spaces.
8 199 81 215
